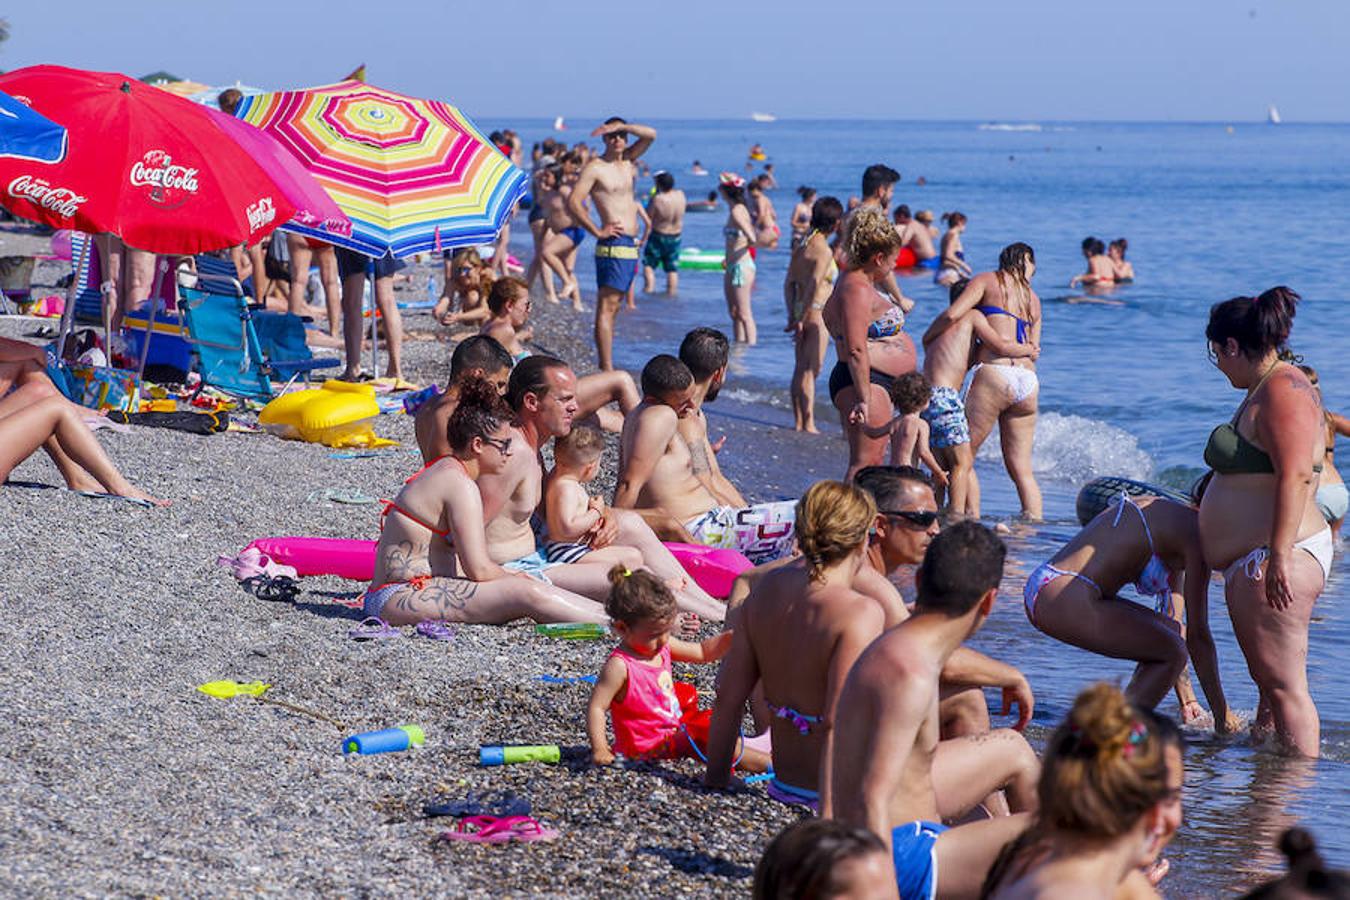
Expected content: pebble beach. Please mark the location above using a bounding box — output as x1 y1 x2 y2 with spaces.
0 227 827 897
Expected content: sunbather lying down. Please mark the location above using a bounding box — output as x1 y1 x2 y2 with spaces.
0 337 167 506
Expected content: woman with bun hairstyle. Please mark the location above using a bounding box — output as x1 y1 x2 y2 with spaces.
1200 287 1329 757
1108 238 1135 282
822 207 916 480
720 172 761 344
704 481 884 812
935 211 974 287
363 377 609 626
982 682 1185 899
1240 827 1350 898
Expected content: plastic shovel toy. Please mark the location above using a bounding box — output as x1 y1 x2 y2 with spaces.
196 680 345 730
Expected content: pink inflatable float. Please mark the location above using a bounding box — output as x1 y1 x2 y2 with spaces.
245 537 753 599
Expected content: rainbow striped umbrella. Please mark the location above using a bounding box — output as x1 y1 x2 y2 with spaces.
234 80 526 258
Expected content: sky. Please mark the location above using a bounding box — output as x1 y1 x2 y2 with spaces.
4 0 1348 123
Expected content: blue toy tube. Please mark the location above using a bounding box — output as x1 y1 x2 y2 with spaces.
343 725 425 755
479 744 561 766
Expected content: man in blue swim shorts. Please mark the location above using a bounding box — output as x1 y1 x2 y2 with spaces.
567 116 657 371
830 522 1040 898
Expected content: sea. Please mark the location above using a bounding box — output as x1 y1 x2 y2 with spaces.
485 117 1350 893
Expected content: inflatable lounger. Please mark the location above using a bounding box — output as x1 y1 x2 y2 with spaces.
1075 476 1195 527
245 537 753 599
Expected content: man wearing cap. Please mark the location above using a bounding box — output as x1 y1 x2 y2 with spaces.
567 117 657 371
642 171 686 295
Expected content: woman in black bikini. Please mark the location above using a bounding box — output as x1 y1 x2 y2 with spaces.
821 207 914 481
1199 287 1329 757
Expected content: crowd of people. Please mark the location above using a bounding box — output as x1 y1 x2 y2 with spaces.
3 113 1345 896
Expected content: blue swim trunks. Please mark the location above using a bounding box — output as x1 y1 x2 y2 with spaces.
503 548 559 583
892 820 947 900
642 232 682 272
595 235 639 293
561 225 587 247
920 385 970 449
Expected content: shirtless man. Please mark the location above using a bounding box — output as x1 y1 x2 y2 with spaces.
616 346 797 565
830 521 1039 899
536 166 584 308
921 278 1039 517
641 171 686 295
476 355 725 619
895 204 938 265
414 335 513 464
841 164 909 310
567 117 657 371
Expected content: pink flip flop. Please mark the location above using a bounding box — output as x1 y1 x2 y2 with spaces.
439 815 559 845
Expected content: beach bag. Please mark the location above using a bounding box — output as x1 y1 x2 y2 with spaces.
67 364 140 412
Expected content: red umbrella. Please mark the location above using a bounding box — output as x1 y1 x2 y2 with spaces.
0 65 298 254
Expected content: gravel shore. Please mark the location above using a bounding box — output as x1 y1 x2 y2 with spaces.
0 228 822 897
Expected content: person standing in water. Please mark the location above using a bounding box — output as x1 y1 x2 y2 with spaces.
1108 238 1136 282
1299 365 1348 539
790 187 817 249
927 243 1044 520
718 173 760 344
934 212 974 287
1069 236 1116 289
641 171 686 295
567 117 657 370
783 196 843 433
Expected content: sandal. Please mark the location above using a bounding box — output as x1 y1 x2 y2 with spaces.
241 574 301 602
307 488 379 505
348 617 401 641
439 815 558 845
415 621 457 642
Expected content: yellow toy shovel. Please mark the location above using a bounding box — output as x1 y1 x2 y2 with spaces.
197 680 345 730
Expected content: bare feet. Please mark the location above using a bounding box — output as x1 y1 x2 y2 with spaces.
118 484 171 507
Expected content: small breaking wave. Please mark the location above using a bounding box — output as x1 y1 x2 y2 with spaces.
977 411 1153 485
977 122 1043 132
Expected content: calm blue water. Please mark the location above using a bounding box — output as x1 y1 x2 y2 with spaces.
490 118 1350 892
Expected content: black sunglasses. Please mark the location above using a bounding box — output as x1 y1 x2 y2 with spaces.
879 509 940 528
481 435 512 455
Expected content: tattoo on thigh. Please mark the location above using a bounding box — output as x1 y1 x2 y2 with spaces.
422 579 477 615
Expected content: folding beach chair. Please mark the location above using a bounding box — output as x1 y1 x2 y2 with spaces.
177 268 338 401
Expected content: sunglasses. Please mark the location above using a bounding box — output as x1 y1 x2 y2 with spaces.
879 509 940 528
455 266 474 275
481 435 512 455
1206 342 1220 366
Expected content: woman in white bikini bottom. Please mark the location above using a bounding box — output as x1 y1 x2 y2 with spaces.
1222 527 1333 586
963 362 1043 519
967 362 1039 405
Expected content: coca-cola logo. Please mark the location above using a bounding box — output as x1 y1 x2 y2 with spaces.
129 149 200 209
7 175 87 218
246 197 276 232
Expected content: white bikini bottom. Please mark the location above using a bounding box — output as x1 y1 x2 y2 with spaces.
1222 527 1333 586
967 363 1039 405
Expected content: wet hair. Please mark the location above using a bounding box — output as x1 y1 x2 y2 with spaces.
679 327 730 381
998 242 1036 286
605 565 676 626
753 818 886 900
1205 286 1299 360
860 163 900 198
892 204 912 223
653 171 675 192
948 278 971 304
449 335 513 380
914 520 1006 616
853 465 932 511
809 197 844 234
640 354 693 398
984 685 1184 895
1109 238 1129 257
1240 828 1350 898
797 186 816 201
506 354 569 412
887 371 932 416
486 276 528 316
795 481 876 582
941 211 967 228
844 207 903 269
447 377 512 453
555 423 604 468
216 88 243 115
1082 236 1106 256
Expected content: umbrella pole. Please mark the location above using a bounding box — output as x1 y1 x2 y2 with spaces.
56 235 91 361
368 258 380 378
134 257 170 388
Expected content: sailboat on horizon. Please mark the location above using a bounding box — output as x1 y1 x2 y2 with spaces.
553 116 566 132
1267 104 1281 125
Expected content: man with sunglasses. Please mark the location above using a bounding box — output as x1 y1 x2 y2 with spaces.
567 117 657 371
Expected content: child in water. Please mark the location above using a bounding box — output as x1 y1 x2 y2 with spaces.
542 426 642 570
587 566 772 770
863 372 949 487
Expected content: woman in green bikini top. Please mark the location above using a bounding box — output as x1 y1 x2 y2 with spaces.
1197 287 1329 758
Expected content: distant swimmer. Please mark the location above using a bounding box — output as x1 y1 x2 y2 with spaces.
759 163 779 189
691 160 708 175
1069 236 1116 288
747 142 767 165
893 204 937 267
685 190 718 212
934 212 974 287
747 175 780 250
1108 237 1136 282
790 187 816 248
915 209 939 240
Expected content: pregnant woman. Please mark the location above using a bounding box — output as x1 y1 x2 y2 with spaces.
1199 287 1330 757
